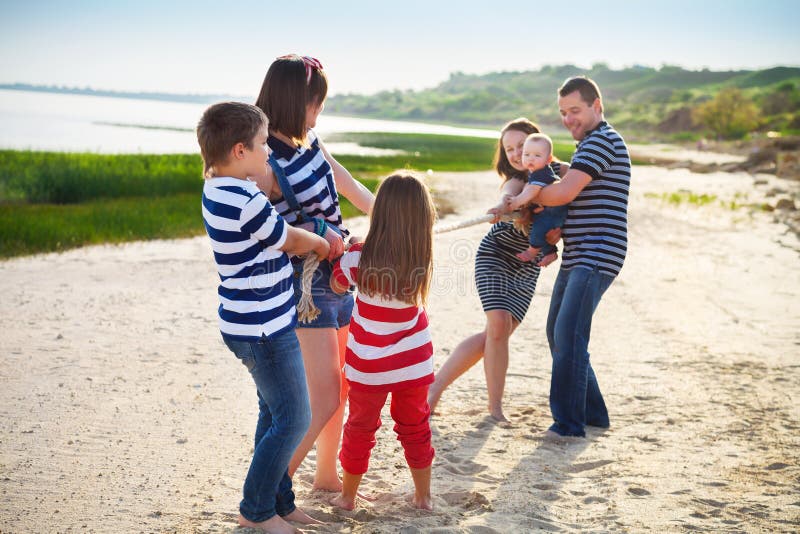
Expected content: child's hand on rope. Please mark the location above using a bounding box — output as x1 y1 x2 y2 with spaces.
323 226 345 261
312 235 330 261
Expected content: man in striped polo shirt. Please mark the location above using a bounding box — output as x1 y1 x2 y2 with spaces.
534 76 631 437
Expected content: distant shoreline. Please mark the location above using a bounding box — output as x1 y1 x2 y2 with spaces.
0 83 244 105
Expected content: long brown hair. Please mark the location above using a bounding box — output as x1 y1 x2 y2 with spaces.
493 117 541 182
255 55 328 146
356 173 435 305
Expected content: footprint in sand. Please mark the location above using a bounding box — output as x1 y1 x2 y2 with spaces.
440 456 487 476
440 491 493 512
627 487 651 496
566 460 614 473
583 496 608 504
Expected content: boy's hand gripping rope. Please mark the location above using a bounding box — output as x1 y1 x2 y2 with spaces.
296 212 519 322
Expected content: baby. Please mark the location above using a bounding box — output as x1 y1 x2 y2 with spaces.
506 133 568 265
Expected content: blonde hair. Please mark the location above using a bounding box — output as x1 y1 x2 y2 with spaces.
524 133 553 155
357 173 436 305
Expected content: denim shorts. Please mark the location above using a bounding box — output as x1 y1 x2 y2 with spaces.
292 259 354 329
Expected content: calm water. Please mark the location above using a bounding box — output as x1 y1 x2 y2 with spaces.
0 89 498 155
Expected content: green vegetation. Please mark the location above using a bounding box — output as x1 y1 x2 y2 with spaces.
2 132 545 258
326 65 800 139
692 88 759 140
0 150 201 203
644 191 770 212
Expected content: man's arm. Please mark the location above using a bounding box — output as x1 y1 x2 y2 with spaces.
535 168 592 206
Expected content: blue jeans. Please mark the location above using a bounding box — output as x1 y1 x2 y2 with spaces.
546 266 615 437
530 205 568 257
223 330 311 522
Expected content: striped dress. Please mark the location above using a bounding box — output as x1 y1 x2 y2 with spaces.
332 244 434 393
562 121 630 276
474 161 561 324
201 177 295 340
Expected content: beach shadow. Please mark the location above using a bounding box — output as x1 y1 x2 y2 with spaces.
495 426 620 532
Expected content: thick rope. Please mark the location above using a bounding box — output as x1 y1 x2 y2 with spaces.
296 255 321 323
433 212 517 234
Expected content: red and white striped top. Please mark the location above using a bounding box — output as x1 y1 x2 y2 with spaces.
332 244 434 393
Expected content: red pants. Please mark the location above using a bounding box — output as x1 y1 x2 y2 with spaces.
339 385 434 475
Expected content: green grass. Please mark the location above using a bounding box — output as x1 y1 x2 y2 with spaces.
330 132 574 177
0 150 202 203
644 191 771 212
6 132 549 258
0 194 202 256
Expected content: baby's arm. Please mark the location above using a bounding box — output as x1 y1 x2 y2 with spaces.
507 183 543 211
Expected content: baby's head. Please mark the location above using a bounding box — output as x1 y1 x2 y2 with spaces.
521 133 553 172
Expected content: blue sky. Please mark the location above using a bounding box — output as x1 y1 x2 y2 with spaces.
1 0 798 97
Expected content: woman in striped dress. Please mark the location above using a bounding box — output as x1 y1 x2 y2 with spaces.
428 118 564 422
255 55 375 491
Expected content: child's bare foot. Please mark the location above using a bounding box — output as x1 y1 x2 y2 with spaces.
406 492 434 511
515 246 540 262
536 251 558 267
238 513 297 534
330 493 357 511
313 479 374 501
283 508 322 525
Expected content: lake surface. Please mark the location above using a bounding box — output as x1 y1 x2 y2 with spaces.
0 89 498 155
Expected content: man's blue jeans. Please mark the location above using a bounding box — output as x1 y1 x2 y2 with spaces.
223 330 311 522
546 266 615 437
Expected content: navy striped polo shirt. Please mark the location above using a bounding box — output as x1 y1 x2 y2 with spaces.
267 129 346 238
562 121 630 277
202 177 295 341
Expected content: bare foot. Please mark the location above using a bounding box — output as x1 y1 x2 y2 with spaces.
406 492 433 511
238 513 297 534
536 251 558 267
515 246 540 262
283 508 322 525
313 480 374 501
488 407 509 423
329 493 356 511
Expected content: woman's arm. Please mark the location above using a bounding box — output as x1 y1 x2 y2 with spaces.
487 178 525 222
318 138 375 215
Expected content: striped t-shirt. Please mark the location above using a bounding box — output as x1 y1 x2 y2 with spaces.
332 244 434 393
562 121 630 276
202 177 295 341
267 129 347 238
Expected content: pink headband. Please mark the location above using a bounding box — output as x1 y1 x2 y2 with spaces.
277 54 323 84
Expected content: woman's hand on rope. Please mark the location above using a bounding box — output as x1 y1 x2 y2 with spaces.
323 226 345 262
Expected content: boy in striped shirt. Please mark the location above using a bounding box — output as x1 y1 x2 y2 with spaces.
534 77 631 438
197 102 329 532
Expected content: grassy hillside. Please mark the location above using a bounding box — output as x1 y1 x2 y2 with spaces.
326 65 800 139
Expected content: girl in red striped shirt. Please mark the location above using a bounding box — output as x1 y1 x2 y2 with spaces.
330 172 436 511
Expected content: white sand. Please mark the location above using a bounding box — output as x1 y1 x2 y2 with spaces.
1 165 799 532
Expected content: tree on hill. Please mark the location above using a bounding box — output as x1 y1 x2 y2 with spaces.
692 88 759 140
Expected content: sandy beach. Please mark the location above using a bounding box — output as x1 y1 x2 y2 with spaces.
1 162 799 532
